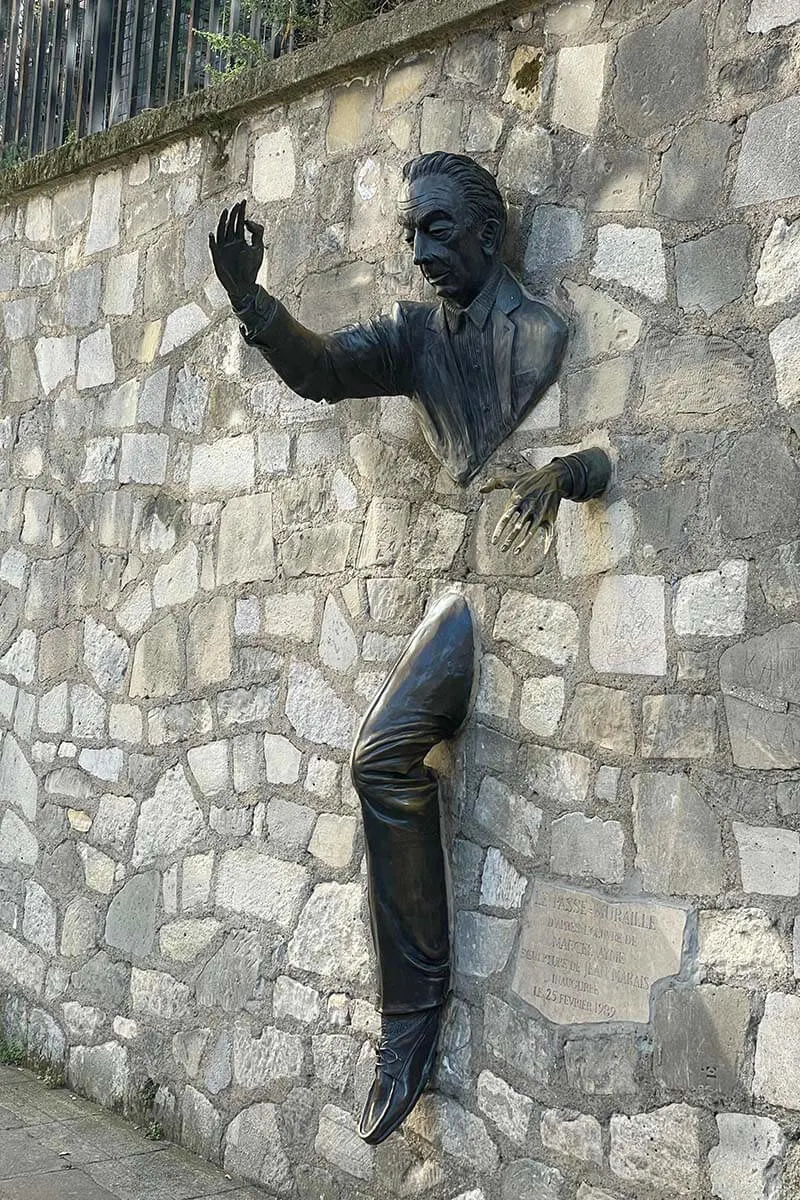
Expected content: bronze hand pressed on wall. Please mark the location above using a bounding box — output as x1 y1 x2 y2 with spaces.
211 153 614 1146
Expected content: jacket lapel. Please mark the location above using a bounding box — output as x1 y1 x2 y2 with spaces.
493 270 522 420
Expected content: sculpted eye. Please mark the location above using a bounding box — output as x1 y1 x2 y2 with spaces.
429 221 453 241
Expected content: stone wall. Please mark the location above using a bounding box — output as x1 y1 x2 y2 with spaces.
1 0 800 1196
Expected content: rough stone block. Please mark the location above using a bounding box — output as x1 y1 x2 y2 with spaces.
224 1102 292 1192
754 992 800 1109
656 119 734 220
759 540 800 611
252 127 296 202
480 848 527 910
502 45 542 111
105 871 159 957
283 523 352 577
287 882 370 985
552 44 607 136
519 675 564 737
497 124 553 194
524 205 584 274
769 310 800 407
68 1042 127 1109
187 597 232 689
613 1 707 139
633 772 724 895
315 1104 374 1181
755 217 800 308
732 94 800 205
119 433 169 485
733 822 800 895
494 590 578 665
34 334 76 395
653 984 750 1097
673 561 748 636
406 1093 498 1173
477 1069 532 1143
474 776 542 858
132 764 204 867
720 624 800 768
641 694 717 759
217 493 275 585
711 432 798 539
501 1159 563 1200
564 1035 638 1095
550 812 625 884
593 223 667 301
420 97 463 153
382 54 433 107
590 574 666 675
130 616 182 698
85 171 121 254
565 357 632 425
676 226 748 315
528 744 591 807
709 1113 786 1200
564 683 634 755
610 1104 701 1195
77 326 115 390
216 847 309 930
541 1110 603 1164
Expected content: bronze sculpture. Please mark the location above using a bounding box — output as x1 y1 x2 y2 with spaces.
210 152 612 1144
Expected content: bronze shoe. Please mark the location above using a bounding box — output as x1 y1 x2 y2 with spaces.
358 1007 442 1144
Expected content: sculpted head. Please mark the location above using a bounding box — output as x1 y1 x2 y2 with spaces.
397 152 506 308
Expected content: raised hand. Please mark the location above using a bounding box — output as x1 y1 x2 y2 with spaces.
480 463 564 556
208 200 265 307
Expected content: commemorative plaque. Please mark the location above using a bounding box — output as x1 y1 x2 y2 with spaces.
512 880 689 1025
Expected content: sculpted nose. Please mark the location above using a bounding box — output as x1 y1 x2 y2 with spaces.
412 230 432 266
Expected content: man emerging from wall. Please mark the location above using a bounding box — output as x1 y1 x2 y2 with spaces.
210 152 610 1144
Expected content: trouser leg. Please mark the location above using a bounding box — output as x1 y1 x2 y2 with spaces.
350 593 477 1015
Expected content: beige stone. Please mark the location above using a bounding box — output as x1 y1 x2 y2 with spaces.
188 597 233 689
217 494 275 585
130 616 182 698
327 80 375 152
382 55 433 108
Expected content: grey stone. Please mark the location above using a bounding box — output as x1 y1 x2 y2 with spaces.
61 895 99 958
524 206 583 275
565 357 632 425
527 744 591 808
760 541 800 611
160 919 219 963
299 262 377 329
0 811 38 868
436 997 471 1090
779 780 800 816
641 694 717 759
0 930 45 995
590 574 666 675
287 883 371 985
673 560 748 635
130 967 192 1019
753 993 800 1109
196 932 262 1012
653 985 750 1097
83 617 130 694
233 1022 304 1090
64 264 101 327
720 624 800 768
85 171 121 254
541 1110 603 1165
454 911 516 978
610 1103 701 1195
216 848 309 930
282 523 352 577
133 765 204 867
474 777 544 864
593 223 667 301
159 303 209 355
709 1113 786 1200
733 822 800 895
104 871 158 957
420 97 463 154
497 124 553 194
676 225 748 315
130 616 182 699
613 1 707 139
71 950 130 1010
755 217 800 308
477 1069 532 1144
77 326 115 391
633 772 724 895
312 1033 356 1092
572 142 649 211
552 42 607 136
267 797 316 854
712 433 798 539
446 31 499 88
564 684 635 755
501 1160 564 1200
494 590 578 666
564 1035 638 1095
181 1086 221 1160
480 848 527 910
315 1104 374 1181
638 330 753 430
224 1102 292 1192
22 882 57 955
550 813 625 885
407 1094 498 1172
732 93 800 205
0 733 37 820
68 1041 127 1108
285 660 357 751
656 120 735 219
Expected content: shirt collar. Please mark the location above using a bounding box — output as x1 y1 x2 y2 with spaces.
443 264 504 332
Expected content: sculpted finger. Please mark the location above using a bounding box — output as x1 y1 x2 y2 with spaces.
491 502 519 546
500 511 530 553
479 469 518 494
541 521 555 556
513 518 541 556
216 208 228 243
245 218 264 248
235 200 246 240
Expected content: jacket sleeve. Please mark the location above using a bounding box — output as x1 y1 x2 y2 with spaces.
234 287 413 403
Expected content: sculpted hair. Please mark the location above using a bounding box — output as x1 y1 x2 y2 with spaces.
402 152 506 238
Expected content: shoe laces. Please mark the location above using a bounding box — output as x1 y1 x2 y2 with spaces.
375 1037 400 1070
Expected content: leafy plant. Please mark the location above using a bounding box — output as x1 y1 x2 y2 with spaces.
0 1034 26 1067
0 140 29 171
145 1120 164 1141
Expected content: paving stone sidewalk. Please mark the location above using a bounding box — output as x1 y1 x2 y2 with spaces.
0 1065 267 1200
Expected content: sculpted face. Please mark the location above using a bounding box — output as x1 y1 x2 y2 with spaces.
397 174 498 308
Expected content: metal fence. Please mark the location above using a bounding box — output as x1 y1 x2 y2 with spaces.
0 0 371 165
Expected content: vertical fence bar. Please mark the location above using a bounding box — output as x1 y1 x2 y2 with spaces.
162 0 179 104
89 0 113 132
125 0 145 116
28 0 51 156
74 0 96 140
43 0 67 152
57 0 81 147
12 0 36 148
141 0 164 110
1 0 22 155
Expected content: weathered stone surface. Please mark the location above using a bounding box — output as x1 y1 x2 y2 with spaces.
474 776 542 858
755 217 800 308
288 882 370 984
541 1110 603 1164
187 597 232 689
633 772 724 895
501 1159 563 1200
319 595 358 673
720 625 800 768
676 226 748 315
550 813 625 885
233 1022 304 1089
556 497 634 580
552 43 606 136
610 1104 701 1195
732 94 800 206
83 616 130 694
181 1086 221 1160
480 848 527 910
709 1112 786 1200
656 119 735 220
217 493 275 585
0 733 37 820
759 540 800 611
105 871 159 958
224 1101 292 1192
483 993 551 1085
407 1094 498 1172
283 523 352 577
641 694 717 759
590 575 666 675
477 1069 532 1143
494 590 578 665
133 765 204 866
613 1 707 139
638 331 752 430
673 561 748 636
130 616 181 698
733 822 800 895
653 985 750 1097
769 311 800 408
714 432 799 541
285 660 357 750
513 880 688 1024
68 1042 127 1108
22 882 56 954
501 44 542 111
315 1104 374 1180
455 911 516 978
216 848 309 930
497 124 553 194
130 967 192 1019
754 992 800 1109
0 810 38 867
565 282 642 364
528 744 591 808
525 205 583 276
160 918 219 962
564 684 634 755
564 1034 638 1095
309 813 358 869
593 224 667 302
61 895 99 958
518 674 563 737
85 171 122 254
196 932 262 1012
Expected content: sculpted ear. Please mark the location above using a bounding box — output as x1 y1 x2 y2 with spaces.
480 217 503 256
